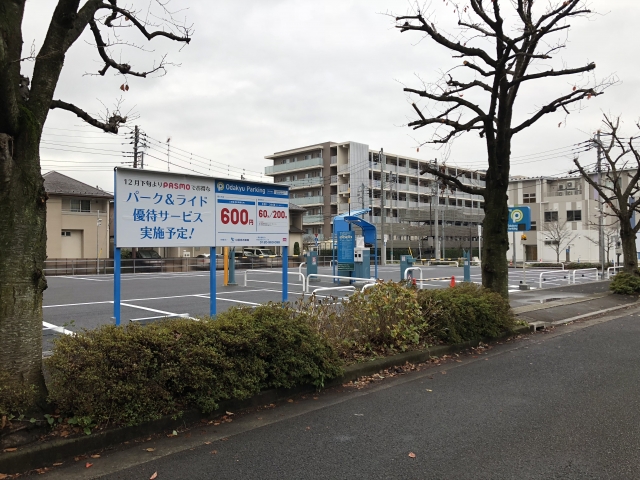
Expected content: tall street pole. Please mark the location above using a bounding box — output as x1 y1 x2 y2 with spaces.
597 130 605 274
380 149 386 265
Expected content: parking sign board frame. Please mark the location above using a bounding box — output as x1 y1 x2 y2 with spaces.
113 168 291 325
115 168 215 248
214 180 289 247
508 206 531 232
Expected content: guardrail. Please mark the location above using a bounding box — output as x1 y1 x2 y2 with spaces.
404 267 423 283
244 269 305 293
572 268 599 284
538 270 571 288
310 286 356 297
305 274 376 293
607 266 623 279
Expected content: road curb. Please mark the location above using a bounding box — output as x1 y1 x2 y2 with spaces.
0 325 529 475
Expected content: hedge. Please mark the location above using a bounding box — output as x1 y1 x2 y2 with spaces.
33 282 516 429
46 304 342 427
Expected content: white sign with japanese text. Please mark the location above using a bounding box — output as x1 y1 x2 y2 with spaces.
114 168 215 248
214 180 289 247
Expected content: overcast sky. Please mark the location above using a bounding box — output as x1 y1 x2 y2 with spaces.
22 0 640 192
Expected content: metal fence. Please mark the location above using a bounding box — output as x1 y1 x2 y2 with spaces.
43 256 337 276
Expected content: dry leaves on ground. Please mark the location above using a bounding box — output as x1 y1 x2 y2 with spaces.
408 452 416 458
150 472 158 480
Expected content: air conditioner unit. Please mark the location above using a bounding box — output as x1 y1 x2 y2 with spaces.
567 182 573 188
558 192 563 196
558 184 564 190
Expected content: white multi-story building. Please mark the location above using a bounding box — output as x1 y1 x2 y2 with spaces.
508 172 637 264
265 141 486 257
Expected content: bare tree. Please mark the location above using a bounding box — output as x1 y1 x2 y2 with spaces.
0 0 192 402
573 115 640 275
395 1 613 297
584 222 619 265
542 220 578 263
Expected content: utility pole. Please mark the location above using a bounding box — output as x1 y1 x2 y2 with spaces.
360 183 365 210
380 148 386 265
390 172 396 263
434 159 440 260
140 151 144 169
167 137 171 172
597 130 605 275
132 125 139 168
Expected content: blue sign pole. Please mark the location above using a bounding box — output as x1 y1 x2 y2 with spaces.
114 248 121 326
210 246 216 316
113 168 121 326
282 246 289 302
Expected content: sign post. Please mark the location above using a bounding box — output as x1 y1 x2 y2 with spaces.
508 207 531 267
114 168 289 324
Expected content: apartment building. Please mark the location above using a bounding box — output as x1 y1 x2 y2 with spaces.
507 172 636 263
44 171 112 259
265 141 486 256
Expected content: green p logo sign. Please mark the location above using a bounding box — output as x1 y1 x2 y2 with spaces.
510 209 523 223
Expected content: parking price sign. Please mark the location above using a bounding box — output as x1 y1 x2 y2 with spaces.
214 180 289 247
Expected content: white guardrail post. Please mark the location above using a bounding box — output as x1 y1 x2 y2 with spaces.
538 270 571 289
244 269 305 293
404 267 423 287
607 266 622 279
305 274 376 293
572 268 598 284
310 286 356 297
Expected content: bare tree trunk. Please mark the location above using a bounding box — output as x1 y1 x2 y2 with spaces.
481 173 509 298
0 129 48 399
620 218 638 274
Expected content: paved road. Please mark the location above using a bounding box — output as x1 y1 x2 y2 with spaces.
44 307 640 480
41 265 602 353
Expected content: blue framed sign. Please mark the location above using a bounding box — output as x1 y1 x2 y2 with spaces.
508 206 531 232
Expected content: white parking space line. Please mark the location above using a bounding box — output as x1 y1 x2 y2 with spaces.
57 276 108 282
120 302 194 320
42 321 73 335
246 279 303 286
194 294 260 306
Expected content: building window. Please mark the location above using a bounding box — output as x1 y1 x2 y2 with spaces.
70 199 91 212
544 211 558 222
61 231 71 237
523 193 536 204
530 221 537 231
567 210 582 221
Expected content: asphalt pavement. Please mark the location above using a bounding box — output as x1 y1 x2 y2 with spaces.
42 306 640 480
41 265 605 354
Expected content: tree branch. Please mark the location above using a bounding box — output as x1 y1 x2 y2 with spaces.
50 99 126 133
511 88 600 135
420 164 486 196
509 63 595 87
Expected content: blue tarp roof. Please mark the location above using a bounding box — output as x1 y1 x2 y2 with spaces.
333 209 376 245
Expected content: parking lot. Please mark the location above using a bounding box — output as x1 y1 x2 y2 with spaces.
41 264 601 354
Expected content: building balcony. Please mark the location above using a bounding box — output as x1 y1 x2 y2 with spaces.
337 164 349 175
265 157 323 175
284 177 324 189
338 184 350 193
302 214 325 224
330 194 338 203
330 156 337 165
292 195 324 206
330 175 338 184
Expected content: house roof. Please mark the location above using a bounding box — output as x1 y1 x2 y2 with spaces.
289 225 305 234
43 171 113 199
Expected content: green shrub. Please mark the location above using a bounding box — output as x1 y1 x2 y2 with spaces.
46 308 342 427
0 369 36 416
293 242 300 256
610 271 640 295
417 283 515 344
298 281 425 358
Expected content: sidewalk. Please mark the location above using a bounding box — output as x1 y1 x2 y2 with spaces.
511 281 638 328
